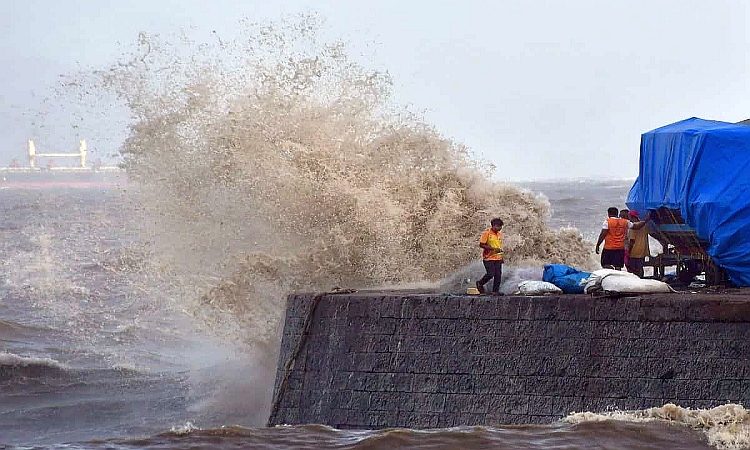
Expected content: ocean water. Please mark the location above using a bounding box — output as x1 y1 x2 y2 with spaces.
1 183 745 450
4 17 746 450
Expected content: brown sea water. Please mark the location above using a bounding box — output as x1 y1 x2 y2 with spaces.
0 186 730 450
1 17 746 450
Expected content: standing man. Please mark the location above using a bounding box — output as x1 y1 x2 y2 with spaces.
595 207 647 270
626 210 650 277
620 209 630 268
477 218 504 294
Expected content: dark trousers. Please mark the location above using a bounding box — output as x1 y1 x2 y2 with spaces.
478 260 503 292
601 248 625 269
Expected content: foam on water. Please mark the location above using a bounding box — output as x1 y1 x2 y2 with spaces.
565 403 750 450
169 421 200 436
0 351 67 370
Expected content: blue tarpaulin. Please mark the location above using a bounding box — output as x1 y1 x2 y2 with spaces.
626 117 750 286
542 264 591 294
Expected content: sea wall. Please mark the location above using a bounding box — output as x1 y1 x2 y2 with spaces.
268 291 750 428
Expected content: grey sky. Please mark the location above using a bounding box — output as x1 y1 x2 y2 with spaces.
2 0 748 181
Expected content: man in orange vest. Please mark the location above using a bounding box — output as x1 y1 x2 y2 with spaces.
595 207 647 270
477 218 504 294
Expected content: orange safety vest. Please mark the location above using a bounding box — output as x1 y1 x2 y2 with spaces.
604 217 630 250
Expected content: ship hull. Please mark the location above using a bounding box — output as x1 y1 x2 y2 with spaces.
0 168 127 189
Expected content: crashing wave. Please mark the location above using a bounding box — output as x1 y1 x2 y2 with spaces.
0 351 67 370
565 403 750 450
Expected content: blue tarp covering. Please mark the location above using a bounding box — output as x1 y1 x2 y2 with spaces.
542 264 591 294
626 117 750 286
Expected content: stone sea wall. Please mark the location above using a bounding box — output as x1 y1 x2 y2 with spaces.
268 291 750 428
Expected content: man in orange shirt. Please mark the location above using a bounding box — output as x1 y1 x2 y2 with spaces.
595 207 647 270
476 218 504 294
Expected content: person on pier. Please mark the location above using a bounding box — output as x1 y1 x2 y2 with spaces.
626 210 651 277
595 207 647 270
476 218 504 295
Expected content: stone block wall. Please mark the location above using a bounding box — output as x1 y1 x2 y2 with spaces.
268 292 750 428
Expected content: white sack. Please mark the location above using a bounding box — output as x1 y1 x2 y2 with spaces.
583 269 637 294
600 276 675 293
517 280 563 295
584 268 675 294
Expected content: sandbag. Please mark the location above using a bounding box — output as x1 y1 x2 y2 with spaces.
583 269 637 294
601 276 675 293
543 264 591 294
517 280 563 295
584 268 674 294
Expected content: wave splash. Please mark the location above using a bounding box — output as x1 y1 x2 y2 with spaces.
61 16 594 424
0 351 67 370
85 16 591 347
565 403 750 450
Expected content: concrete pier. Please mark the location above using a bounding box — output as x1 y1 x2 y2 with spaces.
268 291 750 428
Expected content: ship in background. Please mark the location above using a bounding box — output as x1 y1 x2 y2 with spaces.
0 140 126 189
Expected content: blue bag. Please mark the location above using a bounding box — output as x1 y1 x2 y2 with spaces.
542 264 591 294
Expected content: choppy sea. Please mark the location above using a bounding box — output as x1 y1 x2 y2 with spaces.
0 180 726 449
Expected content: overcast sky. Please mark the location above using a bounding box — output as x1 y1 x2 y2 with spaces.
2 1 748 181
